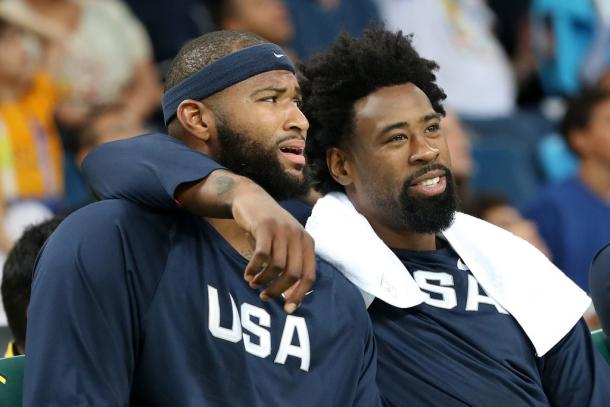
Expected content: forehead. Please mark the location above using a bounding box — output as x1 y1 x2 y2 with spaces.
225 69 299 94
353 83 435 132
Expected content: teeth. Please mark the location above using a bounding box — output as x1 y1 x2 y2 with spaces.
280 147 302 154
420 176 440 187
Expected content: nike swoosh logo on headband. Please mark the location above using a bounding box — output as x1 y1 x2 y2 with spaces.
273 52 285 58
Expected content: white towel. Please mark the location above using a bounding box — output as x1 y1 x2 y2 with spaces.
306 192 591 356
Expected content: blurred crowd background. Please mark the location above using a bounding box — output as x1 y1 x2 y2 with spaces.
0 0 608 331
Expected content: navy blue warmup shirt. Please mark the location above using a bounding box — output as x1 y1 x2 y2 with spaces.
83 133 610 406
25 159 380 405
371 244 610 406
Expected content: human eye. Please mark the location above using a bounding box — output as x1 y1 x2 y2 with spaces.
388 133 408 143
259 95 278 103
293 98 303 108
425 123 441 135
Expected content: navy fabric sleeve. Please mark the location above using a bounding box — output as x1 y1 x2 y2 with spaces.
355 315 382 406
538 319 610 406
82 133 224 210
590 243 610 336
23 201 172 406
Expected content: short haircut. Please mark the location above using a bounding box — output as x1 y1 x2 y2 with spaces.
300 27 447 194
164 30 268 133
1 217 63 348
560 88 610 153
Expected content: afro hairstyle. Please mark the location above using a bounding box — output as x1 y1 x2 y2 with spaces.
300 27 447 194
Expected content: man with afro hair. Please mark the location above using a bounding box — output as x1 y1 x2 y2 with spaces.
83 27 610 405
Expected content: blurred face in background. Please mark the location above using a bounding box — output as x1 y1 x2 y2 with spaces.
442 111 473 180
572 98 610 169
0 23 42 88
222 0 293 45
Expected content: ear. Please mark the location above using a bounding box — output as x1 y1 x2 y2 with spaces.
176 99 216 143
326 147 353 187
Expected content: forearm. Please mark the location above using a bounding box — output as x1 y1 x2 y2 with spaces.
176 169 276 220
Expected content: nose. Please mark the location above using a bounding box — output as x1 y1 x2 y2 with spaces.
284 103 309 136
408 134 440 165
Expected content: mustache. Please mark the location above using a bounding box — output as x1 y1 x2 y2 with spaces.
405 163 452 186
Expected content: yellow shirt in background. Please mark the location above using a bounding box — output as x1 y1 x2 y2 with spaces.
0 73 64 201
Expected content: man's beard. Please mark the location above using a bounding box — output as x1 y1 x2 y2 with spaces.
216 123 310 201
397 163 458 234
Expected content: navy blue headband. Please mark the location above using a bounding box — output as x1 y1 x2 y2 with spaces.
162 43 295 125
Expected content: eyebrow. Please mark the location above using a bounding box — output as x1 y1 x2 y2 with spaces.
251 86 302 98
379 112 442 134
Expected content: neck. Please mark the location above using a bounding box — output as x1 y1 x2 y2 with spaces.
206 218 255 259
579 160 610 202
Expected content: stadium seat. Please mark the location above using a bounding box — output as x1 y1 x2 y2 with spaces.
0 355 24 406
591 329 610 365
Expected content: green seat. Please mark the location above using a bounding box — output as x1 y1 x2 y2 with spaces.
0 355 24 407
591 329 610 364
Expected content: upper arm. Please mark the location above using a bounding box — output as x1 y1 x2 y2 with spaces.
23 203 170 406
353 314 382 407
538 319 610 406
82 134 224 210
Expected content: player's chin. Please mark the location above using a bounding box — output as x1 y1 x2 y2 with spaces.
283 165 305 180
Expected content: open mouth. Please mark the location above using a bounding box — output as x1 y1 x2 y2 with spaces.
278 140 306 166
409 170 447 197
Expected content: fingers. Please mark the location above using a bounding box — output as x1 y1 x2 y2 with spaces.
252 228 287 291
244 227 272 283
243 218 317 314
260 233 303 303
281 235 316 314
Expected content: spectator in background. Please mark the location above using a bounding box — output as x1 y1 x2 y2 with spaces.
531 0 610 96
0 2 64 214
20 0 162 130
470 195 551 259
525 89 610 292
1 216 62 357
285 0 379 61
62 104 146 209
442 111 474 207
375 0 515 119
208 0 294 56
123 0 214 77
75 105 146 168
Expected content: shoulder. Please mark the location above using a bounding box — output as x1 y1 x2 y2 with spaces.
38 200 175 281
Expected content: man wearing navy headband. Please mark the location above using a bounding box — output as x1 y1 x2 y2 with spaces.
82 28 610 406
23 31 380 406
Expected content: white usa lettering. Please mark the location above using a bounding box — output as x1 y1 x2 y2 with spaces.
207 285 311 371
412 270 508 314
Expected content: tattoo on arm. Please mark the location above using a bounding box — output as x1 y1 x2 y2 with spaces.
214 175 236 196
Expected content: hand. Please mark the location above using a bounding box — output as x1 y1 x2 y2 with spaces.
232 186 316 314
175 171 316 314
